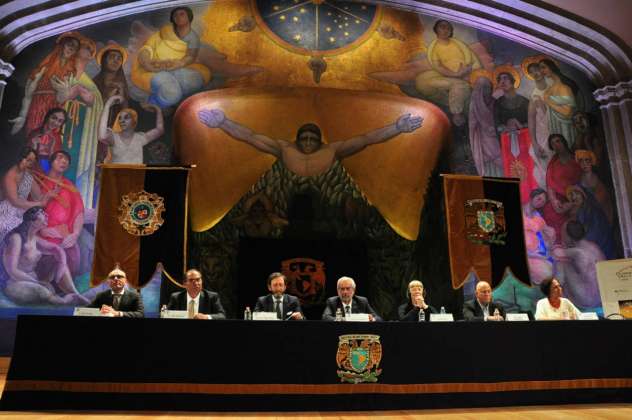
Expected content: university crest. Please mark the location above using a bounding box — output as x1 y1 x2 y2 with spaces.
336 334 382 383
281 257 326 306
118 190 165 236
464 199 507 245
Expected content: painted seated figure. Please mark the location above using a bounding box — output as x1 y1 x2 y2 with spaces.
131 7 211 108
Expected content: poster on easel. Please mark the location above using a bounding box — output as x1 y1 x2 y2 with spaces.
596 258 632 319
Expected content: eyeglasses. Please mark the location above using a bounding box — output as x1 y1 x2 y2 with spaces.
108 274 125 280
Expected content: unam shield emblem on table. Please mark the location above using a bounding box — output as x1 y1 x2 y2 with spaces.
336 334 382 383
464 199 507 245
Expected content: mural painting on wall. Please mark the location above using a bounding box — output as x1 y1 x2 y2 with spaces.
0 0 620 317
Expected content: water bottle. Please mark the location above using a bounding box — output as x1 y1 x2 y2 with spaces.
244 306 251 320
335 308 343 322
160 304 167 318
418 308 425 322
440 306 446 314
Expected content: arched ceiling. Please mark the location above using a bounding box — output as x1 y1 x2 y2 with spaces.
1 0 631 86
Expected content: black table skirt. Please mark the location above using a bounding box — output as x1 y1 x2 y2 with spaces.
2 315 631 411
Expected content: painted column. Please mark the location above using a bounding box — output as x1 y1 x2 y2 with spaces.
594 80 632 257
0 58 15 111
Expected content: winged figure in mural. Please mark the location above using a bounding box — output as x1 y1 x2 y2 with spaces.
198 109 423 177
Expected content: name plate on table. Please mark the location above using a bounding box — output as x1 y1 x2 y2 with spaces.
161 310 188 319
346 313 370 322
579 312 599 320
252 312 280 321
73 307 102 317
430 313 454 322
506 313 530 322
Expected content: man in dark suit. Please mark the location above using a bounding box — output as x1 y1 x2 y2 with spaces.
167 269 226 319
254 272 304 320
322 276 382 321
87 267 144 318
463 280 505 321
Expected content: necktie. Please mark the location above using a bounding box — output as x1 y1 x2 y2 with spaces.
345 305 351 315
188 300 195 319
275 298 282 320
112 294 121 310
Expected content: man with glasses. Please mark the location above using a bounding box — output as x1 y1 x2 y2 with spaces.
322 276 382 321
166 268 226 319
254 272 304 320
87 267 144 317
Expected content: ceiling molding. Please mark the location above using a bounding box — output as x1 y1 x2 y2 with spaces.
0 0 630 87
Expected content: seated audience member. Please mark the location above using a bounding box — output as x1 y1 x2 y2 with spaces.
167 268 226 319
463 280 506 321
322 276 382 321
535 277 581 320
87 267 144 317
398 280 437 321
254 272 304 320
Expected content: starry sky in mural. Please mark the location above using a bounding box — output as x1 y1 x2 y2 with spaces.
256 0 377 52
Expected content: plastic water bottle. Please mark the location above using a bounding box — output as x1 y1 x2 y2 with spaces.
160 304 167 318
244 306 252 320
335 308 343 322
418 308 425 322
440 306 446 314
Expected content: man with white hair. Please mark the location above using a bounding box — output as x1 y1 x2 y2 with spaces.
463 280 505 321
321 276 382 321
86 267 144 318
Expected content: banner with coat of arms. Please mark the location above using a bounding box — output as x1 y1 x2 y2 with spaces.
443 174 530 289
91 165 191 288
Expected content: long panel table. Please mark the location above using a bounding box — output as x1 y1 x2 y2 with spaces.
1 315 631 411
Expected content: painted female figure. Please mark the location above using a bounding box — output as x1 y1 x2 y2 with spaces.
542 134 582 243
575 149 613 225
35 151 85 275
9 32 80 136
0 206 88 306
0 148 49 244
468 71 502 177
26 107 67 173
539 59 579 149
93 43 130 127
52 34 104 208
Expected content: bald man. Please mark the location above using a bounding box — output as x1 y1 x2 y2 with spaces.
463 281 505 321
86 267 144 318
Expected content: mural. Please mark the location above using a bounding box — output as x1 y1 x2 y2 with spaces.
0 1 621 320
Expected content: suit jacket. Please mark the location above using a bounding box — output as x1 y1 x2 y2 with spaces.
462 299 506 321
87 288 144 318
254 294 304 320
397 302 438 322
322 296 382 321
167 289 226 319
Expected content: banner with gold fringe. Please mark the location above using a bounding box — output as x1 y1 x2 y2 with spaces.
91 165 191 289
443 174 530 289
